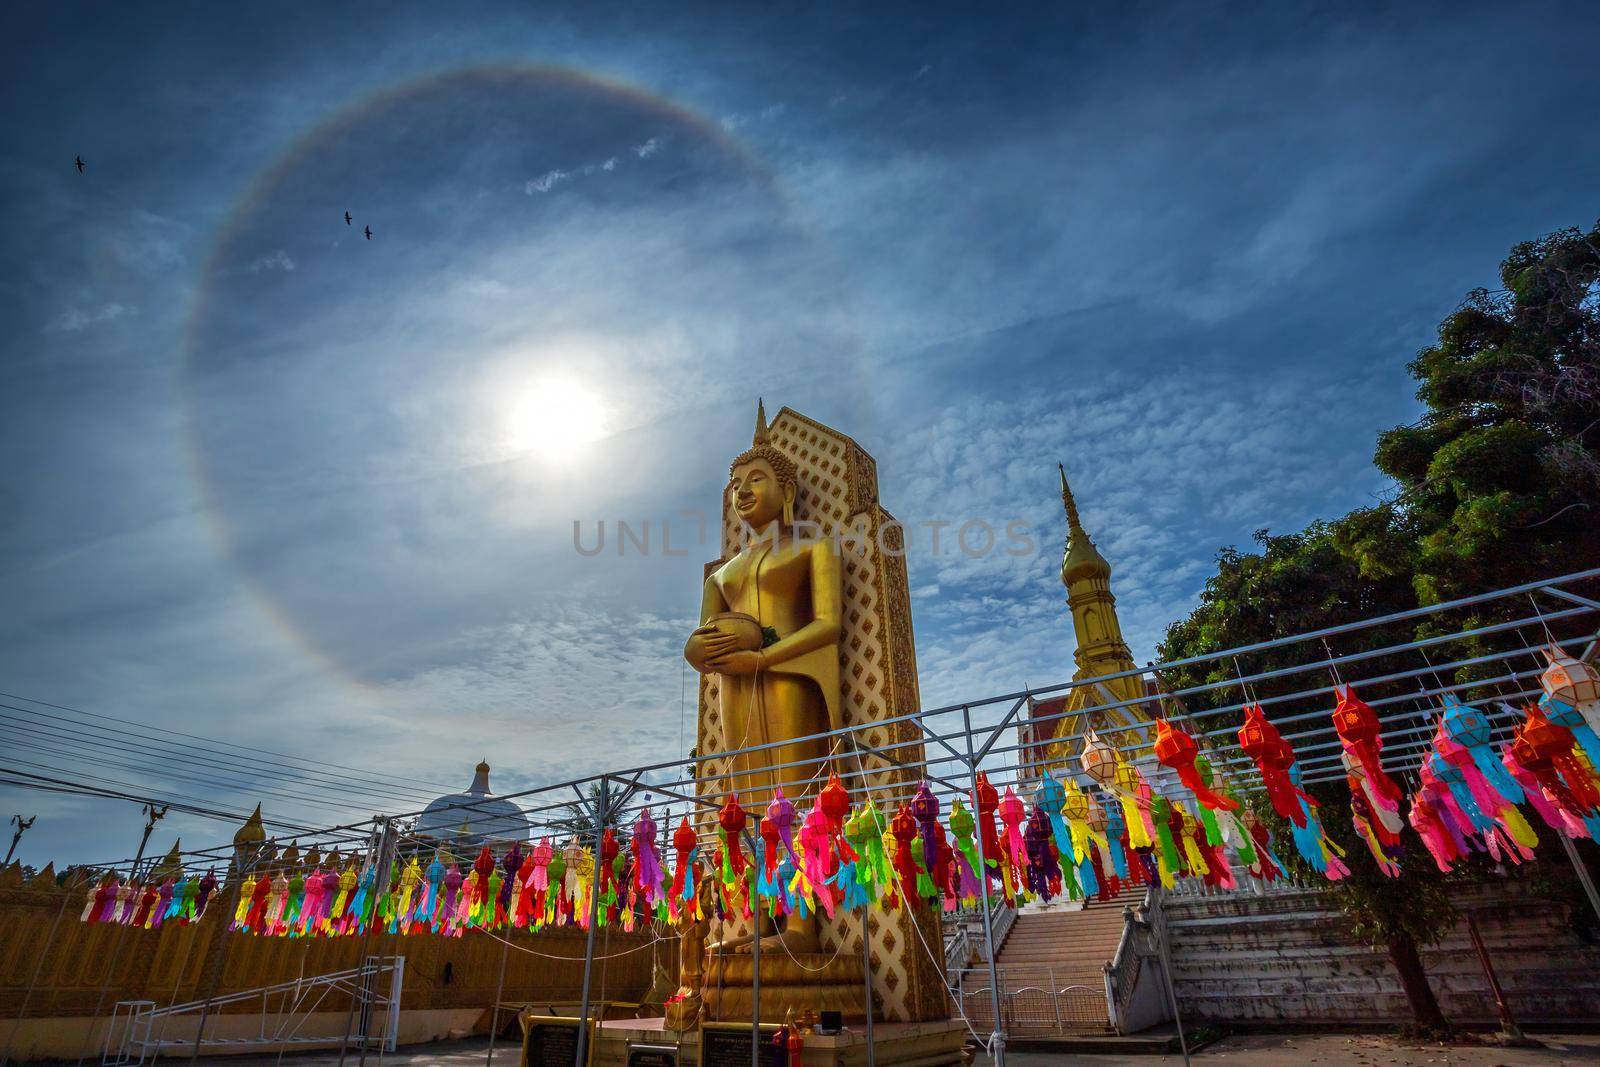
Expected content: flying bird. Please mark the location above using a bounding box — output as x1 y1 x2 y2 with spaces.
75 156 85 173
363 225 372 240
344 211 352 225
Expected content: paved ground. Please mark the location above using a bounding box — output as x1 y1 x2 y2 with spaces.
981 1032 1600 1066
121 1031 1600 1066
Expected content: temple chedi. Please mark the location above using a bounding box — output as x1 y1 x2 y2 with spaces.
1023 465 1157 773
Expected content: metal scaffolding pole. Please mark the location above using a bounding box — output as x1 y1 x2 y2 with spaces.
961 705 1005 1067
749 827 762 1067
861 912 876 1067
1560 835 1600 925
574 776 608 1067
346 817 396 1067
485 933 511 1066
76 801 167 1067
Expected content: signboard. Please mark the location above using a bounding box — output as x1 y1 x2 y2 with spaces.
521 1014 586 1067
626 1043 679 1067
699 1022 782 1067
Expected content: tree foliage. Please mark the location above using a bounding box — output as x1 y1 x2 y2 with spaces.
1155 220 1600 1028
1345 221 1600 600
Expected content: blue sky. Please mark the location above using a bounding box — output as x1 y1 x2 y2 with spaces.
3 1 1597 867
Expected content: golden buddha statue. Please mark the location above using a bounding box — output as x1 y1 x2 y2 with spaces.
683 401 842 953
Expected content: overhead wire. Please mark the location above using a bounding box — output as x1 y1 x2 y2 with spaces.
0 703 443 807
0 688 456 793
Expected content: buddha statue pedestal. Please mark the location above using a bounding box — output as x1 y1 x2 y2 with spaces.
701 950 870 1024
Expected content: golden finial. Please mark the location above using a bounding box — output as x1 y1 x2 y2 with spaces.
1060 462 1111 586
151 838 184 880
234 803 266 845
1058 463 1085 535
754 398 770 446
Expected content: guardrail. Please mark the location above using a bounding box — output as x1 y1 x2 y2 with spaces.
102 955 404 1065
952 966 1112 1036
942 899 1015 971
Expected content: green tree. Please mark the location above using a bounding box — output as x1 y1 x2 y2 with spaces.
1343 220 1600 599
1292 787 1458 1033
1157 220 1600 1031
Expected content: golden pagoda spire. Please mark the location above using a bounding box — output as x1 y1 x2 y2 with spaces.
753 398 771 446
233 803 265 846
1058 464 1111 587
231 803 266 876
1038 464 1152 769
1058 462 1085 536
1055 463 1128 674
150 838 184 880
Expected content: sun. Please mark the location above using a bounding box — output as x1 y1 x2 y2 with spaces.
504 375 608 463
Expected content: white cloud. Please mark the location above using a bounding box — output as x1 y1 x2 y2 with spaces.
45 302 138 333
460 277 510 297
527 140 657 196
872 366 1399 709
525 169 570 194
248 249 295 273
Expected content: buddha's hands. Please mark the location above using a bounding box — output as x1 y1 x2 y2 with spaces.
707 649 764 676
685 624 740 673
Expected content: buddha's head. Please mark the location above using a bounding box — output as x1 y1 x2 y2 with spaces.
729 399 798 528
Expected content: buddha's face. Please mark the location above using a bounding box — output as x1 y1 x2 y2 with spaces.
731 458 791 526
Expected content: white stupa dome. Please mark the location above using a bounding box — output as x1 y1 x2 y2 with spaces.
414 761 530 850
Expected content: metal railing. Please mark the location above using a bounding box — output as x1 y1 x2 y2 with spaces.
101 956 404 1065
1166 865 1310 899
953 966 1114 1035
944 899 1016 970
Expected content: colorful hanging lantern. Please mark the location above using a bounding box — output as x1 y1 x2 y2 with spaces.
973 772 1003 875
670 819 698 918
889 804 922 904
799 801 836 916
1080 730 1119 786
1541 645 1600 712
1034 773 1072 855
1332 685 1403 813
998 787 1029 896
1238 703 1304 826
1440 694 1525 803
1511 702 1600 819
911 781 942 885
717 794 748 885
1154 718 1239 811
1540 645 1600 766
820 773 852 836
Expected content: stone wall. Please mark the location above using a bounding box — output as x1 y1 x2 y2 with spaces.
1164 883 1600 1026
0 862 668 1060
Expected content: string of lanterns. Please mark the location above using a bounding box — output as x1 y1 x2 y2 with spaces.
76 648 1600 937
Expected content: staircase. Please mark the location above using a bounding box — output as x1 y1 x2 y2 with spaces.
953 887 1146 1036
